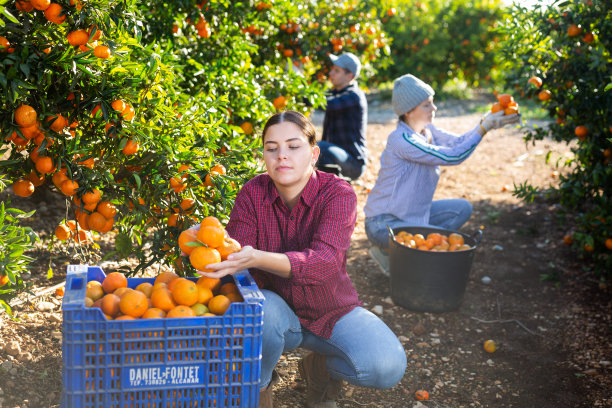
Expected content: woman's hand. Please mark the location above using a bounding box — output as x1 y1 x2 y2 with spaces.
195 245 257 279
480 110 521 132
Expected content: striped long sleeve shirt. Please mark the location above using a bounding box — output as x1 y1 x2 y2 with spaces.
226 170 362 339
364 120 483 225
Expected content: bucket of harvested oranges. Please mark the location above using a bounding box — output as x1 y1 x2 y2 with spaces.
387 226 482 313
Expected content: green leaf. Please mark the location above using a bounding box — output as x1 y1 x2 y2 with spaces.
115 233 133 258
47 267 53 279
2 7 19 24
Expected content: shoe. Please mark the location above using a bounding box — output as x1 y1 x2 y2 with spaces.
258 369 280 408
298 352 342 408
258 385 273 408
369 246 390 276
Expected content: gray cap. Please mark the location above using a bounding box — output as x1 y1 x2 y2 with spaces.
392 74 435 116
329 52 361 78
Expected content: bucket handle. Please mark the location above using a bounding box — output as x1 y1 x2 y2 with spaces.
471 229 483 246
387 225 396 242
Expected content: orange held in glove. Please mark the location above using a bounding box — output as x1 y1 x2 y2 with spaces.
490 93 519 116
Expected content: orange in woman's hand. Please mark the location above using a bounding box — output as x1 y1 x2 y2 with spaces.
197 226 225 248
178 228 200 255
218 237 242 260
190 246 221 272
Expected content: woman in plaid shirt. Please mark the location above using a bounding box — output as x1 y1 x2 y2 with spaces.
200 111 406 408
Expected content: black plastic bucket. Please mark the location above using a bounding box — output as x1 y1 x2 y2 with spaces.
387 226 482 313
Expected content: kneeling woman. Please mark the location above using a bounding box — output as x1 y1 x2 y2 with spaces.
364 74 520 274
198 111 406 408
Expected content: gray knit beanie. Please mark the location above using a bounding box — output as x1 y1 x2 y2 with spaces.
392 74 435 116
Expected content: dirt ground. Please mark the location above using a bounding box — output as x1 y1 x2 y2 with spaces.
0 94 610 408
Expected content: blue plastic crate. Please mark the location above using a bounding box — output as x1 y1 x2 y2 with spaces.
61 265 264 408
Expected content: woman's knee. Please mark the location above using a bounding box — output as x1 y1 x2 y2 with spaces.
364 344 407 388
365 217 390 248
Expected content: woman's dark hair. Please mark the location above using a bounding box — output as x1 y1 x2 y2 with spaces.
262 111 317 147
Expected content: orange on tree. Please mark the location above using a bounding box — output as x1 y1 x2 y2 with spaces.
179 197 195 213
44 3 66 24
273 95 287 110
67 30 89 46
88 212 108 232
240 122 254 135
121 104 135 120
538 89 552 101
26 170 45 186
15 1 34 12
89 25 103 41
55 224 71 240
82 188 102 204
52 170 68 189
35 156 54 174
97 201 117 219
93 45 111 59
567 24 582 37
574 125 588 140
527 76 542 88
12 179 35 197
111 99 126 112
121 139 139 155
15 105 38 127
60 179 79 196
31 0 50 11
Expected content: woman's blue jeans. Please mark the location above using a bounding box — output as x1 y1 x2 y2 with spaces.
259 290 407 390
317 141 366 180
365 198 473 248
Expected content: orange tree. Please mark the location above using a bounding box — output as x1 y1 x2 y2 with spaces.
378 0 506 88
0 175 38 314
0 0 389 286
497 0 611 276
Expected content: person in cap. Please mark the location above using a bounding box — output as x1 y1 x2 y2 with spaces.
364 74 520 275
317 52 368 180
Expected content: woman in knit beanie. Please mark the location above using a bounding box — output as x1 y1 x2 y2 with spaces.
364 74 520 275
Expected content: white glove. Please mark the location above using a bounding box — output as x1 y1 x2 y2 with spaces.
480 110 521 132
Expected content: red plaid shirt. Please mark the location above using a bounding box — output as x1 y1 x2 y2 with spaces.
226 170 362 338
